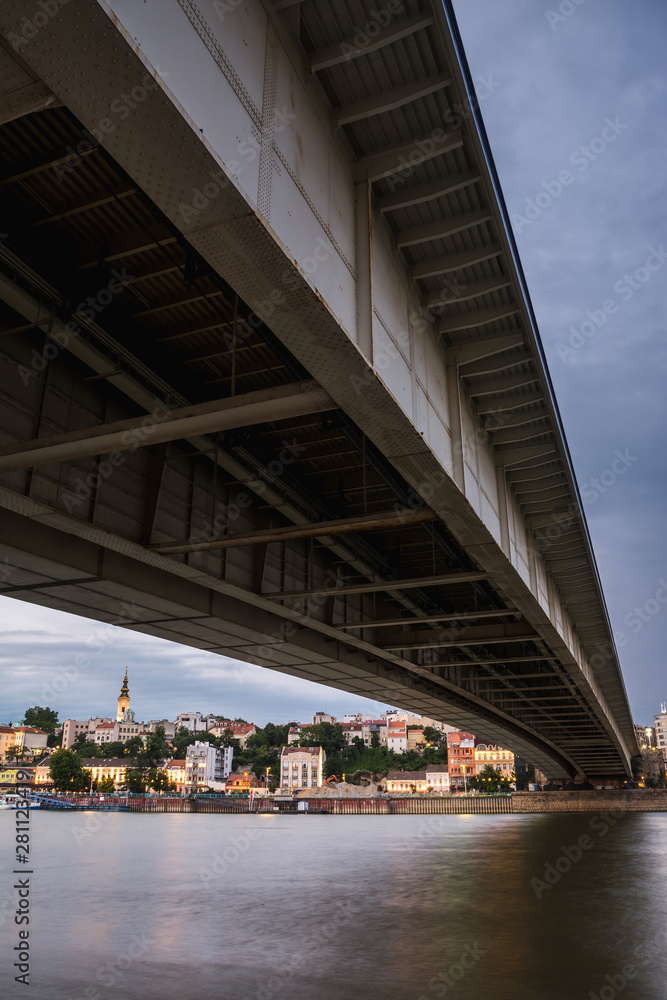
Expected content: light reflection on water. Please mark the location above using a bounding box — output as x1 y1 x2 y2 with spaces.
1 811 666 999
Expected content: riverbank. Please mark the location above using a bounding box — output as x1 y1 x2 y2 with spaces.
30 789 667 813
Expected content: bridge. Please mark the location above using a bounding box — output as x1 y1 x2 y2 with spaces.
0 0 637 781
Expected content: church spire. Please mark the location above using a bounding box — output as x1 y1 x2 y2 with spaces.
119 668 129 698
117 668 131 721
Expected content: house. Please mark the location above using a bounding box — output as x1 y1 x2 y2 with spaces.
280 746 325 791
474 744 515 776
81 758 128 789
224 770 260 793
407 728 425 751
447 732 476 789
387 722 408 754
207 720 257 748
93 720 119 745
164 759 186 792
385 766 450 794
184 741 233 792
341 722 364 745
287 723 310 744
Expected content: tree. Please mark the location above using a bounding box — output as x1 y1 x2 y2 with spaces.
23 706 59 734
298 722 347 757
98 776 116 793
140 726 170 769
148 768 171 792
49 749 91 791
72 739 101 758
123 736 145 757
99 741 127 758
5 744 23 763
125 768 148 792
423 726 445 747
469 764 512 794
370 731 380 748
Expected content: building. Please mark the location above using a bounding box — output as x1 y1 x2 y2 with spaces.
474 744 515 776
61 720 91 749
32 758 53 787
407 728 425 751
0 727 48 758
385 766 450 794
148 720 176 739
341 722 364 745
312 712 337 725
287 723 310 744
280 746 325 790
447 732 476 789
175 712 216 733
164 759 186 793
224 770 260 793
82 758 128 789
207 720 257 748
116 668 130 721
184 741 233 792
387 721 408 754
93 721 119 746
654 706 667 755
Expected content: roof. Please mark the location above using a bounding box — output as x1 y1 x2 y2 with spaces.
165 759 185 769
281 746 321 756
96 722 116 729
425 764 449 773
14 727 46 733
386 770 426 781
80 758 128 767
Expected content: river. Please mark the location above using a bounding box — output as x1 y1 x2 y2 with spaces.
1 811 666 998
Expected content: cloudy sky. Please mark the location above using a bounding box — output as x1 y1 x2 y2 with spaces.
454 0 667 725
2 0 665 730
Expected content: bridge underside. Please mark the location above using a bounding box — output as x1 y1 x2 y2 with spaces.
0 0 636 780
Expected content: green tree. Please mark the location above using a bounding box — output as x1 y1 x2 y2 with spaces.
72 739 101 758
123 736 145 757
298 722 347 757
23 706 59 734
140 726 170 768
469 763 512 794
370 731 380 748
5 744 23 763
422 726 445 747
125 768 146 793
99 741 127 758
98 776 116 793
49 749 91 791
148 768 171 792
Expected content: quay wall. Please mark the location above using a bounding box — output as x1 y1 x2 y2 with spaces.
512 790 667 813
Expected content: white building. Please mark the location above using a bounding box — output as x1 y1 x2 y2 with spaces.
93 720 119 745
387 722 408 754
185 741 233 791
655 705 667 754
287 724 310 744
175 712 216 733
280 746 325 791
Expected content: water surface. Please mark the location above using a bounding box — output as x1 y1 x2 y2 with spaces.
1 811 666 998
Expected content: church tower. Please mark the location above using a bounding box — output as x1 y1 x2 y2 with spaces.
116 668 130 721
